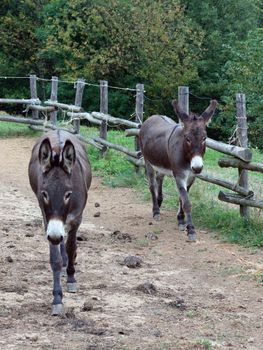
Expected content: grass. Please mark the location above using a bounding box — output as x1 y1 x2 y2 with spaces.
0 120 41 138
196 339 214 350
1 122 263 248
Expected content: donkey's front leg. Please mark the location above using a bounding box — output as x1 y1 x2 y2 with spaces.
66 221 80 293
175 176 196 242
50 243 63 315
177 197 186 231
145 161 160 220
177 174 196 232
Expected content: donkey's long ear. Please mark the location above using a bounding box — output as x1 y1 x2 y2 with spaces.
62 140 76 174
201 100 218 124
39 138 52 173
171 99 189 123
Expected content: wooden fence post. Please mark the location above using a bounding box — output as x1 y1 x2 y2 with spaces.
30 74 39 119
178 86 189 116
236 93 249 218
50 76 58 125
99 80 108 155
73 78 85 133
135 83 144 152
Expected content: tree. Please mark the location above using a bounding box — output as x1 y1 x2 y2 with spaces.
0 0 48 100
182 0 261 96
218 29 263 148
37 0 203 116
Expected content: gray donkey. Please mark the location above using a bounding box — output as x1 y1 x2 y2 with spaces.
29 130 92 315
139 99 217 242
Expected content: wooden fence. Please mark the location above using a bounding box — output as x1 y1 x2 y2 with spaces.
0 75 262 218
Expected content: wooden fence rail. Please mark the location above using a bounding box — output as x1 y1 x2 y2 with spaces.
0 76 261 217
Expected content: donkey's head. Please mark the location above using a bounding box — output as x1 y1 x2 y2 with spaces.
172 99 217 174
38 138 76 245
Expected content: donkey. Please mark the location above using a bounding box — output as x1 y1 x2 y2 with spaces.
139 99 217 242
28 130 92 315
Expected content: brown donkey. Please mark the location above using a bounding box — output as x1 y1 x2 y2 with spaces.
139 99 217 242
28 130 92 315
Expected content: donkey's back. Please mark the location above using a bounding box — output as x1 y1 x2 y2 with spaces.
139 115 181 170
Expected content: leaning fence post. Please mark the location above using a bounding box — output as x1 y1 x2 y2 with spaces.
73 78 85 133
236 93 249 218
135 83 144 152
50 76 58 125
30 74 39 119
178 86 189 117
99 80 108 155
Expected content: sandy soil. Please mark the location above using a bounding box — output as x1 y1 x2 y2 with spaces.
0 136 263 350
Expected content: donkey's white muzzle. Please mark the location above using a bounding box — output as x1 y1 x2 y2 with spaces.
46 219 65 245
191 155 203 174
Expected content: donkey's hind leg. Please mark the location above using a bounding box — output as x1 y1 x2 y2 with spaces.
145 161 160 220
60 241 68 277
156 172 165 208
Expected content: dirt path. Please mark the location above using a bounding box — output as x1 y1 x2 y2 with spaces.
0 136 262 350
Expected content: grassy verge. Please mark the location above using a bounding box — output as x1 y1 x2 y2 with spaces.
0 120 41 138
82 127 263 248
1 122 263 248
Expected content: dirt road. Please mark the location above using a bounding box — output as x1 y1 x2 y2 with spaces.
0 136 262 350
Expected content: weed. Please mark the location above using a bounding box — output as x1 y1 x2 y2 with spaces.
186 309 199 318
135 237 149 247
196 339 214 349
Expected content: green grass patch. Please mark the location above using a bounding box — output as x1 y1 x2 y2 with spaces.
195 339 214 350
0 121 41 138
81 127 146 189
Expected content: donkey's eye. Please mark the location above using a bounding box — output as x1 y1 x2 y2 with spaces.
186 137 191 143
64 191 72 202
41 191 49 203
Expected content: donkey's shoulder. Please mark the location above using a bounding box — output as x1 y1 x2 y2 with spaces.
159 115 177 125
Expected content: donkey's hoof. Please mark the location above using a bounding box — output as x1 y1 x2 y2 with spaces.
153 214 161 221
178 224 187 231
61 266 67 277
51 303 63 316
67 282 77 293
186 233 197 242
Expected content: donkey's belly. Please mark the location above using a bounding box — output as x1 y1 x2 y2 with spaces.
152 165 173 177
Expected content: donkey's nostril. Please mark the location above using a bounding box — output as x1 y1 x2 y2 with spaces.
191 165 203 174
47 235 63 245
190 156 203 174
46 219 65 245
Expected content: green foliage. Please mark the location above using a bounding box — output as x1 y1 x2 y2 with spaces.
182 0 262 143
218 29 263 147
183 0 261 94
0 0 262 147
37 0 202 116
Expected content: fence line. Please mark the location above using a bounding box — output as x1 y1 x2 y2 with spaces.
0 76 261 217
0 75 138 92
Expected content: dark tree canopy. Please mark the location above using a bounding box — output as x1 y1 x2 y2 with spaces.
0 0 262 147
